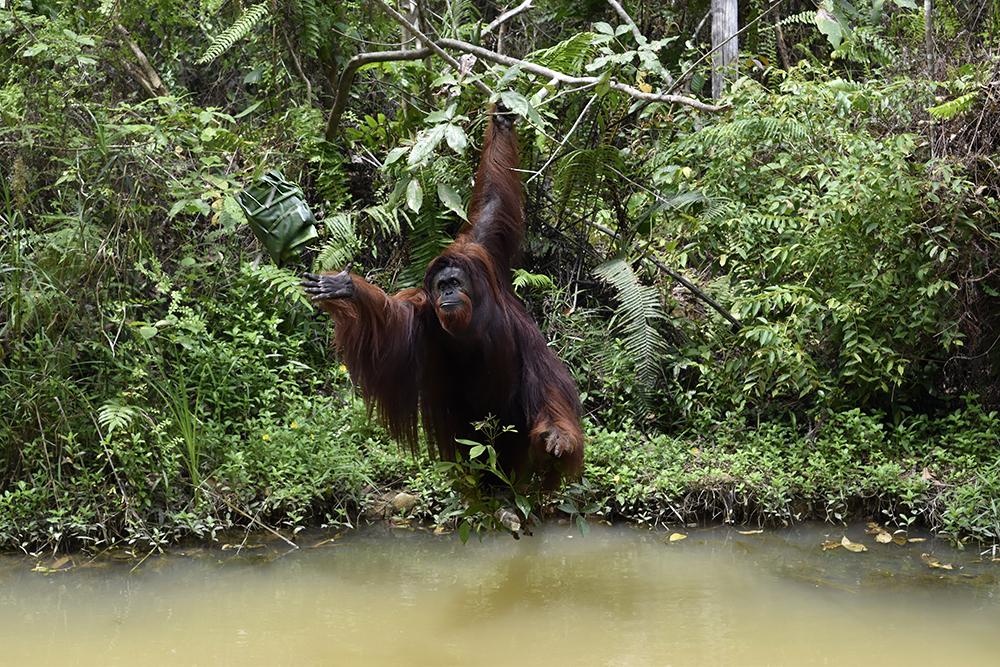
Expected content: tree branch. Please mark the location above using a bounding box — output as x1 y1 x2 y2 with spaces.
436 38 725 112
114 23 169 97
373 0 492 96
324 28 725 139
606 0 643 44
325 47 432 140
483 0 534 35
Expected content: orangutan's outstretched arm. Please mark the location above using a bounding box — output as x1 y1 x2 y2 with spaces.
302 271 426 449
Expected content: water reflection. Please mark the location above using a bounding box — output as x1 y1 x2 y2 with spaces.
0 523 997 665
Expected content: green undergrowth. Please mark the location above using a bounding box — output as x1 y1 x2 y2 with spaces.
2 401 998 553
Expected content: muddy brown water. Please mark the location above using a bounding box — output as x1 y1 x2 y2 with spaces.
1 522 997 666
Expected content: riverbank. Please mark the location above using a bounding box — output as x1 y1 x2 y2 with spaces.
2 401 998 553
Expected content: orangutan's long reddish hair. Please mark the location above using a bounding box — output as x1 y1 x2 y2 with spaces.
314 106 583 489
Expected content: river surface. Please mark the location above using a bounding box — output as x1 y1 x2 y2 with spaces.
1 522 997 666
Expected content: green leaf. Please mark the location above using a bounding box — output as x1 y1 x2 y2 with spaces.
22 43 49 58
444 124 467 153
499 90 544 127
407 125 446 167
138 325 158 340
437 183 468 221
168 200 188 218
469 444 486 459
406 178 423 213
233 100 263 119
515 494 531 519
891 0 917 8
458 520 471 544
815 7 844 48
499 90 531 116
383 146 408 167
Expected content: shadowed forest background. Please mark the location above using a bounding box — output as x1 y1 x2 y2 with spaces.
1 0 999 552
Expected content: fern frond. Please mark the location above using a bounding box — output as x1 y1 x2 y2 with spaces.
525 32 601 76
197 2 271 65
927 91 978 120
98 400 139 434
244 263 310 308
594 257 669 388
552 146 623 205
295 0 322 59
315 212 360 272
512 269 556 293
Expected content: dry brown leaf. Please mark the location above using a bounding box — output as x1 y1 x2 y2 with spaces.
738 529 764 535
669 532 687 542
821 540 841 551
841 536 868 553
908 537 927 543
866 522 894 544
892 534 908 545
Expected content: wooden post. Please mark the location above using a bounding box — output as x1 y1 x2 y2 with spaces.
711 0 738 99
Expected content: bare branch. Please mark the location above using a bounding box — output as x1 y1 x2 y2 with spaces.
526 93 598 184
690 9 711 43
437 38 725 112
114 23 169 97
483 0 534 35
325 47 432 140
373 0 492 96
606 0 643 43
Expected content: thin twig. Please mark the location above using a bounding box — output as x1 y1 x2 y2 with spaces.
526 93 598 184
690 9 711 43
483 0 534 35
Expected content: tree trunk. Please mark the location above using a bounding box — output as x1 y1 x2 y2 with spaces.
711 0 738 99
924 0 934 75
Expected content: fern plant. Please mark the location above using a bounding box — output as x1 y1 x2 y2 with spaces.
243 263 311 308
197 2 271 65
594 257 670 390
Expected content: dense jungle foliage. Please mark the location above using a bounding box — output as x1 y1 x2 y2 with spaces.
1 0 999 551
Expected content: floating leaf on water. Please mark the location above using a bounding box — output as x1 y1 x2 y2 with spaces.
841 536 868 553
821 540 841 551
738 529 764 535
921 553 954 570
32 556 75 573
433 526 450 536
908 537 927 543
866 522 894 544
669 532 687 542
892 534 908 545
